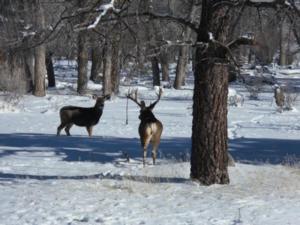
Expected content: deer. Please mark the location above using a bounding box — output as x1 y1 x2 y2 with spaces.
57 94 110 136
127 88 163 166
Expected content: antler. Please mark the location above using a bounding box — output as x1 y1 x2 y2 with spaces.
149 87 163 110
127 89 142 107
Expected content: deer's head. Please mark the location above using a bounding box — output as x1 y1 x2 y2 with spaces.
93 94 110 109
127 88 163 122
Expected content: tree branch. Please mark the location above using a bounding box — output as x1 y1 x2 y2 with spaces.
227 36 257 50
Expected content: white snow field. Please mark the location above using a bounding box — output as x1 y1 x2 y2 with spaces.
0 62 300 225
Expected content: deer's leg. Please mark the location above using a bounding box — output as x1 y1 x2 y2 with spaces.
151 122 163 165
64 123 73 136
86 126 93 137
57 123 66 136
151 139 160 165
151 149 157 165
141 135 152 166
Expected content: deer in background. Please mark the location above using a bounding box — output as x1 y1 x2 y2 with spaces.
127 88 163 166
57 95 110 136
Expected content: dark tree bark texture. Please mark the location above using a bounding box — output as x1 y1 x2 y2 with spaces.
191 61 229 185
90 46 103 83
190 2 231 185
46 52 55 87
152 56 160 86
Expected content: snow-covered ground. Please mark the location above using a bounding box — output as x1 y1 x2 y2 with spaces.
0 62 300 225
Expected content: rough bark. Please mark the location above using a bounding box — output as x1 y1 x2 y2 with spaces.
77 31 88 95
190 2 231 185
0 50 32 93
160 51 169 82
102 42 112 96
111 33 121 95
33 0 46 97
191 62 229 185
90 45 103 83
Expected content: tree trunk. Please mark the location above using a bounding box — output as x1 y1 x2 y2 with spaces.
191 61 229 185
103 42 112 96
77 31 88 95
160 52 169 82
190 2 231 185
33 0 46 97
46 52 55 87
111 33 121 95
77 0 88 95
279 19 288 66
90 45 103 83
174 43 190 89
174 2 198 89
24 50 34 92
152 57 160 86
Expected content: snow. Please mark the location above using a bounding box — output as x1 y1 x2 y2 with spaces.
88 0 117 29
0 62 300 225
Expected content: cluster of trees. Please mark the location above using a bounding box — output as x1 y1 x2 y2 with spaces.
0 0 299 185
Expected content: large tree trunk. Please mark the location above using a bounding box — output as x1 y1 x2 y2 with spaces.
190 2 230 185
191 61 229 185
33 0 46 97
103 42 112 96
90 45 103 83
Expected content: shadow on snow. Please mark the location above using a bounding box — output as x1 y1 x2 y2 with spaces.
0 133 299 181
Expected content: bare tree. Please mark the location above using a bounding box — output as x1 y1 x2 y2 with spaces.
174 1 198 89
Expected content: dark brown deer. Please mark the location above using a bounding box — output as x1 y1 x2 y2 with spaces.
127 88 163 166
57 95 110 136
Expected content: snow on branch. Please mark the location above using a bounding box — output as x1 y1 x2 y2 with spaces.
227 34 257 50
87 0 118 29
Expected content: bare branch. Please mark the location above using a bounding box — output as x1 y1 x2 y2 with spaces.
149 87 163 110
227 36 257 50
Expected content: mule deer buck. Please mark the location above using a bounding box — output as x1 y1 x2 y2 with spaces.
127 88 163 166
57 95 110 136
